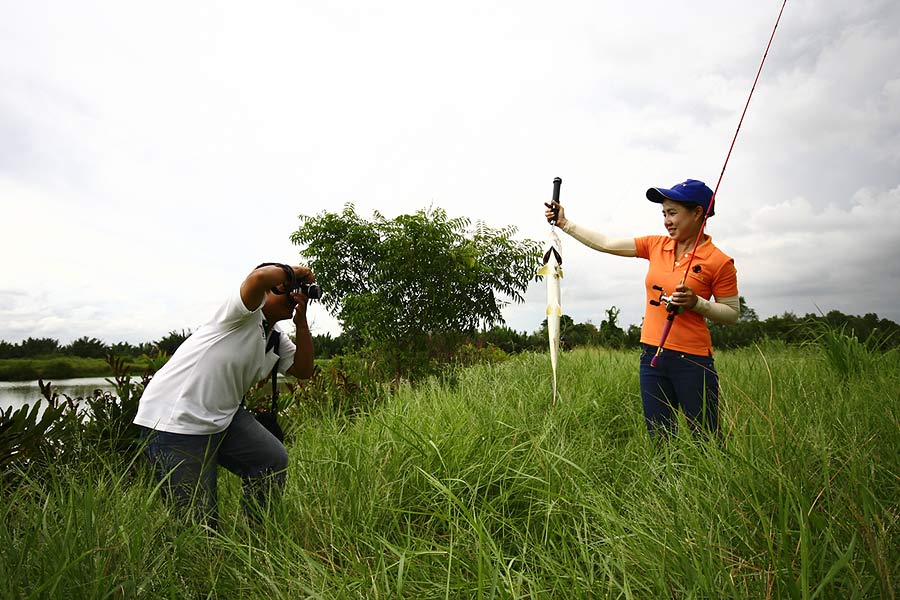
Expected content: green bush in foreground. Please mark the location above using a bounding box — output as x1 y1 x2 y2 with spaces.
1 343 898 598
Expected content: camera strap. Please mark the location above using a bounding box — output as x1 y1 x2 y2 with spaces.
266 329 281 416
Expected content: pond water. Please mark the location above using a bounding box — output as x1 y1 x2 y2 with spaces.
0 377 118 412
1 377 294 414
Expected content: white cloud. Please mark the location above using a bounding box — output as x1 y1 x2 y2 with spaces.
1 0 899 345
734 185 900 291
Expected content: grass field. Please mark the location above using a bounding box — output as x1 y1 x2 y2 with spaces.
2 341 898 598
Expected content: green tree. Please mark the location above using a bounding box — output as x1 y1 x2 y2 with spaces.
598 306 626 348
625 324 642 347
564 319 599 349
17 337 60 358
64 336 109 358
478 325 531 354
154 329 191 356
710 296 763 349
738 296 758 322
109 341 139 358
312 332 354 359
290 204 540 379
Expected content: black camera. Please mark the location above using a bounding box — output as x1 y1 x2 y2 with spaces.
293 282 323 300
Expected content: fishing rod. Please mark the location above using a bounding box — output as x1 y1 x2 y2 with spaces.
650 0 788 368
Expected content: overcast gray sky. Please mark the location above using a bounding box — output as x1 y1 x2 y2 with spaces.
2 0 899 345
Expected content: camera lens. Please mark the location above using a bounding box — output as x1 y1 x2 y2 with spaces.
296 283 322 300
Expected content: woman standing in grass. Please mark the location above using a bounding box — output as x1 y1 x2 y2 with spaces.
545 179 739 439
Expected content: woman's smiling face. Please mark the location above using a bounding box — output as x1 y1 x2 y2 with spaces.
661 199 703 242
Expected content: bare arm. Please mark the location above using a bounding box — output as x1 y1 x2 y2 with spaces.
287 301 315 379
240 265 293 311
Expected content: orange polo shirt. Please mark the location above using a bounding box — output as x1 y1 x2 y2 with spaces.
635 235 738 356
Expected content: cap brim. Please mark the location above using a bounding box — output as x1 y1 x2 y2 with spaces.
646 186 715 216
649 185 701 202
647 187 677 203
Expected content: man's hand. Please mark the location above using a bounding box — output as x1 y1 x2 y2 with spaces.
291 265 315 285
287 269 315 379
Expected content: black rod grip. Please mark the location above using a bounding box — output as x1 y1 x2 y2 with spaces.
550 177 562 225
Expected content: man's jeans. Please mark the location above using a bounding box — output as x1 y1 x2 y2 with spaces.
140 406 288 526
639 344 719 439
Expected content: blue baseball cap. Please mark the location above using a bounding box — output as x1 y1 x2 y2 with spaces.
646 179 715 216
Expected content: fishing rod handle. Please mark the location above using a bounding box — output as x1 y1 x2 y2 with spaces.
649 314 676 368
550 177 562 225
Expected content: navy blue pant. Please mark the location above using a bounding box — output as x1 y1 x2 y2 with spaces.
639 344 719 439
140 406 288 526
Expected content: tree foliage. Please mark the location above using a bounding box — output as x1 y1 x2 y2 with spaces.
598 306 627 348
291 204 540 377
154 329 191 356
63 336 109 358
1 337 61 359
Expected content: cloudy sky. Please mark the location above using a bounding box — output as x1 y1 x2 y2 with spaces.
2 0 899 346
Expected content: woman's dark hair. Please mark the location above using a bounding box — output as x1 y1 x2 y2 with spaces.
676 201 705 216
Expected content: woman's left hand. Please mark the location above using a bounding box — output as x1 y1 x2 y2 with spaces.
671 284 698 310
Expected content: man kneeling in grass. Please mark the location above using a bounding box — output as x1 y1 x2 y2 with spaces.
134 263 316 527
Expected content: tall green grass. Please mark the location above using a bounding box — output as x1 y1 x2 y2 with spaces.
2 343 897 598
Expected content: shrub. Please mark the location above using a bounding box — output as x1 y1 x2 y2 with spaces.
0 386 82 486
805 319 897 378
288 355 385 422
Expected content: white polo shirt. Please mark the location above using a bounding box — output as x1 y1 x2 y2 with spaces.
134 290 297 434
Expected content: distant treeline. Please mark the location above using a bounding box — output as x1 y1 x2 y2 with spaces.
0 329 192 361
473 305 900 356
4 301 897 361
315 303 900 357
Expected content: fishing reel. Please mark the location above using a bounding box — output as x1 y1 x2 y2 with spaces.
649 285 684 315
